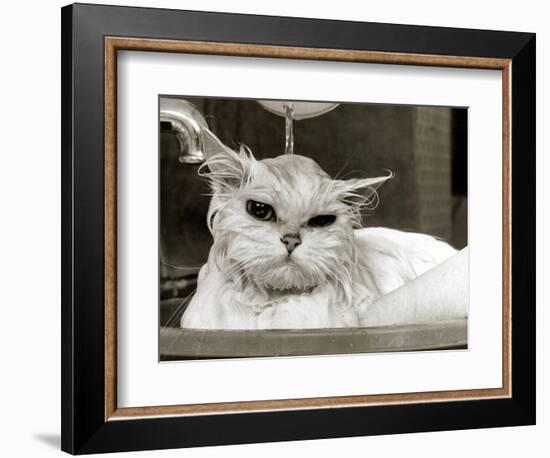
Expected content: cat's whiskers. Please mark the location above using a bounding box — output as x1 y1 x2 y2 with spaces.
332 151 360 181
222 259 250 283
164 287 197 327
160 260 202 271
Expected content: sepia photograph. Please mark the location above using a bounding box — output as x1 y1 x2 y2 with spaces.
159 96 469 360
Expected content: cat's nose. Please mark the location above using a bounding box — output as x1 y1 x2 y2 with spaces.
280 233 301 254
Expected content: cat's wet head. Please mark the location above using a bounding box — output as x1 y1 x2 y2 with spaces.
198 132 391 296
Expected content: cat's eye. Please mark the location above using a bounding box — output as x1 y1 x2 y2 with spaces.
307 214 336 227
246 200 276 221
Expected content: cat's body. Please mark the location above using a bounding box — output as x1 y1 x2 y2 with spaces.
181 226 456 329
179 133 461 330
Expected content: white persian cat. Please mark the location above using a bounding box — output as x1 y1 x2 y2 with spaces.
180 132 459 330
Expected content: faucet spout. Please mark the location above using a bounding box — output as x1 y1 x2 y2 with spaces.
160 98 208 164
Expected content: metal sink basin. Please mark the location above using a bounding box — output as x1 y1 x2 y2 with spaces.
159 318 467 360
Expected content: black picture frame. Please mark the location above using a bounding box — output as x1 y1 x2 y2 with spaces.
61 3 535 454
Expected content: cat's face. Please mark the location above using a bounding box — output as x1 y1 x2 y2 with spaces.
200 130 391 296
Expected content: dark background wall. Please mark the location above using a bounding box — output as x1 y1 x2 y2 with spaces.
160 97 467 284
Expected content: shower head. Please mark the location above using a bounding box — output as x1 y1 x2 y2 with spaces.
257 100 339 120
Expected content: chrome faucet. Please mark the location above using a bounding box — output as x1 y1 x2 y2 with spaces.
160 98 208 164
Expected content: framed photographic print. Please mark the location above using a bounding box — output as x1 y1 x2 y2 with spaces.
61 3 536 454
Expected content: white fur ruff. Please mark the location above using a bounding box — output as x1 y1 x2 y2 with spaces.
180 227 456 329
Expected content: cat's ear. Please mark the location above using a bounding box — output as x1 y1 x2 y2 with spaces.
342 173 393 192
199 128 255 192
334 171 393 208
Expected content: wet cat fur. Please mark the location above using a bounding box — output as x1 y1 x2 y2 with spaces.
180 133 456 329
